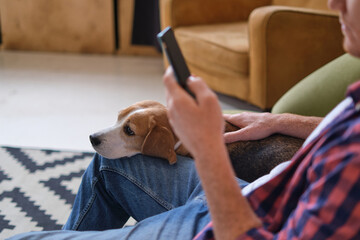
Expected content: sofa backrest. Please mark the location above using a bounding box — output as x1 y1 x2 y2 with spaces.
272 0 330 11
272 54 360 117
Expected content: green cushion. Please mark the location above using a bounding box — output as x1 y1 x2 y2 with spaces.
271 54 360 117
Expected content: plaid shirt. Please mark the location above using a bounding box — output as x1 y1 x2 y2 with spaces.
194 81 360 240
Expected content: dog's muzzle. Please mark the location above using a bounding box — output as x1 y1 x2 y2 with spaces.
89 135 102 147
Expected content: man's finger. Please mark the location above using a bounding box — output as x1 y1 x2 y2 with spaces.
223 114 232 120
163 67 178 91
224 128 254 143
187 76 209 97
164 67 198 102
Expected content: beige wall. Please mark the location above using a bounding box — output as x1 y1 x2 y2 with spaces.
0 0 115 53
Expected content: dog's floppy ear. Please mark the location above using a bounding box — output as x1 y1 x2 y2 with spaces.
141 117 177 164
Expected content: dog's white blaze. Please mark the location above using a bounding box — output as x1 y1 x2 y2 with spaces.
92 107 148 159
119 108 147 123
93 124 138 159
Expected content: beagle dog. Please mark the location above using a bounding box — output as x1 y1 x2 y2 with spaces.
89 100 188 165
90 100 303 182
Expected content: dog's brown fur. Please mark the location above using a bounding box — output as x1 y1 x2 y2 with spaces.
225 123 303 182
90 100 303 182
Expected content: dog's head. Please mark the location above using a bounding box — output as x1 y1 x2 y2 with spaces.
89 100 180 164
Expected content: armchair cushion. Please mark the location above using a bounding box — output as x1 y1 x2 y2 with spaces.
160 0 271 28
175 22 249 98
272 54 360 117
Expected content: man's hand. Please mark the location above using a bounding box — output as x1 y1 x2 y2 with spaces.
224 112 278 143
224 112 323 143
163 67 225 158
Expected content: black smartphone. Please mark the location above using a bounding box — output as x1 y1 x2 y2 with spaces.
157 27 194 98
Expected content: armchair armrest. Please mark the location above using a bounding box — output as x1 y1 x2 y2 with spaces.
160 0 271 29
248 6 344 109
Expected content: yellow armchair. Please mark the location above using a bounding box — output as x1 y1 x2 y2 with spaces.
160 0 344 109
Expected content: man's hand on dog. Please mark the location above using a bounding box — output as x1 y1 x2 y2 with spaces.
224 112 323 142
223 112 279 143
163 67 225 159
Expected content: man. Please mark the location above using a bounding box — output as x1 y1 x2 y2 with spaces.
9 0 360 239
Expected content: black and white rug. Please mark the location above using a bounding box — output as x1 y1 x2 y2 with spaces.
0 146 94 239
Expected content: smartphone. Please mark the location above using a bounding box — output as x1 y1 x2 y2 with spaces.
157 27 194 98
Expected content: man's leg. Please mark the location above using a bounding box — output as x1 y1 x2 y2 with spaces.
8 184 212 240
63 153 200 231
9 153 249 240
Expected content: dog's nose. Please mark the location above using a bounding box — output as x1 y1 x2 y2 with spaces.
89 135 101 146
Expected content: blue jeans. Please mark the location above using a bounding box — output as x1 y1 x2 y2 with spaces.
9 154 248 240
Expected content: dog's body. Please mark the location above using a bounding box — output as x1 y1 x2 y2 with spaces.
225 122 303 182
90 100 303 182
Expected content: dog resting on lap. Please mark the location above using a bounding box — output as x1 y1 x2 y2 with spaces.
90 100 303 182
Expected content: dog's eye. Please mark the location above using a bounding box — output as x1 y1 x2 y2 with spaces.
124 125 135 136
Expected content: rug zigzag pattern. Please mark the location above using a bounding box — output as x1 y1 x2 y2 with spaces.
0 146 93 239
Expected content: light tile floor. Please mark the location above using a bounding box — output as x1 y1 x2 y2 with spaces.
0 51 260 152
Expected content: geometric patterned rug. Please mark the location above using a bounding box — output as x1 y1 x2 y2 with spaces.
0 146 94 239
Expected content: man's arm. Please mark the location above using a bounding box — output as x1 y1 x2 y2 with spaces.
163 68 261 239
193 140 262 239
